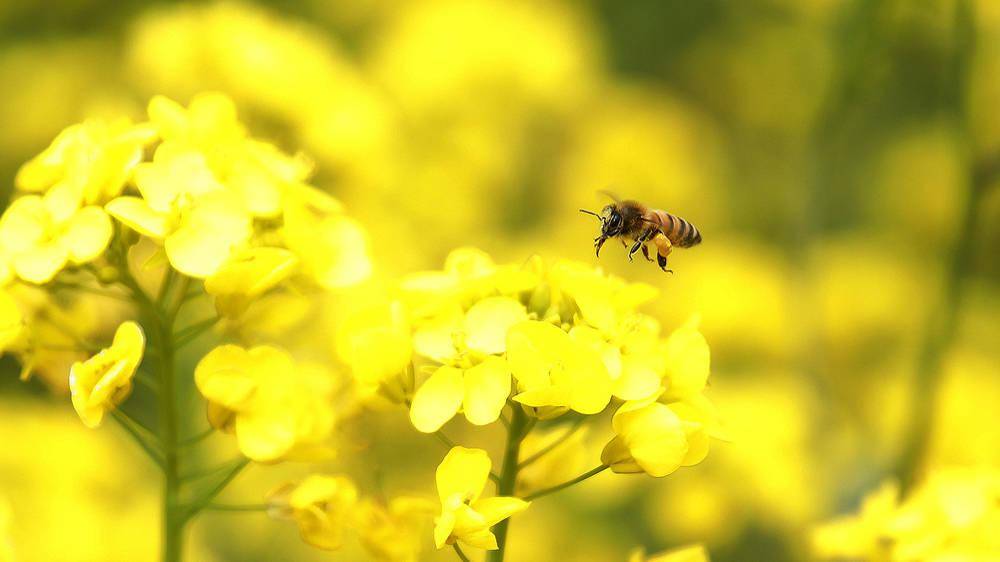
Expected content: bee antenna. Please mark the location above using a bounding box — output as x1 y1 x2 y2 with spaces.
579 209 602 220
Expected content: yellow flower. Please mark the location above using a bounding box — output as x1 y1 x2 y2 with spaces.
409 357 512 432
545 260 658 334
354 496 436 562
660 315 711 401
268 475 358 550
282 202 372 289
0 186 113 284
105 145 252 279
204 247 298 316
812 480 900 560
629 544 710 562
409 297 525 432
434 447 529 550
399 248 537 319
0 290 23 354
15 117 157 205
194 345 335 462
0 495 14 562
601 395 706 477
147 92 246 151
335 297 413 397
506 320 613 418
68 321 145 428
570 322 663 401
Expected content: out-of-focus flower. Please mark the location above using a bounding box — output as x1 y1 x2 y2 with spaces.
204 247 298 316
601 394 707 477
354 496 436 562
282 203 372 289
434 446 528 550
68 321 145 428
194 344 335 462
0 496 13 562
268 474 358 550
335 296 413 399
629 544 710 562
814 467 1000 561
15 117 157 205
0 291 23 354
506 320 613 418
660 316 711 402
0 186 113 284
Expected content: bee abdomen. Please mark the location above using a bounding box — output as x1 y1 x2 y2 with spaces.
650 210 702 248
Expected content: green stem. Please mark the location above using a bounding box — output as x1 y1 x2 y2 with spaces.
205 503 268 513
452 543 472 562
183 458 251 521
486 406 530 562
522 465 609 501
111 409 164 467
518 417 584 469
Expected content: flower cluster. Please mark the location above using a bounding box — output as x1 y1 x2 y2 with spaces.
813 466 1000 561
342 248 722 476
332 248 723 556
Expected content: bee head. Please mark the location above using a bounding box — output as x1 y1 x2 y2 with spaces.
600 205 624 237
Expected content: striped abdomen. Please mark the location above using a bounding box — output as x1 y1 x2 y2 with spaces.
647 209 702 248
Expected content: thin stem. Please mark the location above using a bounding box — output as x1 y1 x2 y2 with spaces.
111 409 164 467
522 464 609 502
166 276 193 324
205 503 269 513
156 268 176 307
50 282 132 303
894 0 991 493
179 427 215 448
486 406 530 562
183 458 251 521
452 543 472 562
518 417 585 470
173 316 221 349
181 458 244 481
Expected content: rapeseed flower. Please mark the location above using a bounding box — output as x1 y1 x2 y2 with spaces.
434 446 528 550
601 393 707 477
194 345 335 462
354 496 436 562
0 186 113 283
204 246 298 316
268 475 358 550
335 296 413 399
15 117 157 205
68 321 145 428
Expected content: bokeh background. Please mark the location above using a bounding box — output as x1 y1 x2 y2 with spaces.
2 0 998 561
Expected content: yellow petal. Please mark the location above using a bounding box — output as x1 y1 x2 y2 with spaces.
462 357 511 426
410 366 464 433
12 243 68 284
105 197 169 239
436 447 491 504
464 297 527 354
235 410 296 461
194 345 258 408
61 206 112 263
472 496 529 526
662 316 710 400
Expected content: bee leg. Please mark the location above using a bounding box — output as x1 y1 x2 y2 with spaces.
594 236 607 257
656 253 673 274
628 240 643 262
641 244 653 262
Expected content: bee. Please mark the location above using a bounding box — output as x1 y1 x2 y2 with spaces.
580 194 702 273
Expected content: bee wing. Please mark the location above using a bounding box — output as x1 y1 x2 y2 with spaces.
597 188 621 203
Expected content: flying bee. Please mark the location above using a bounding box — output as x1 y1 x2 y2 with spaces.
580 195 702 273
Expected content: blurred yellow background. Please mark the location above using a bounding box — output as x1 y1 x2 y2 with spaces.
1 0 998 561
